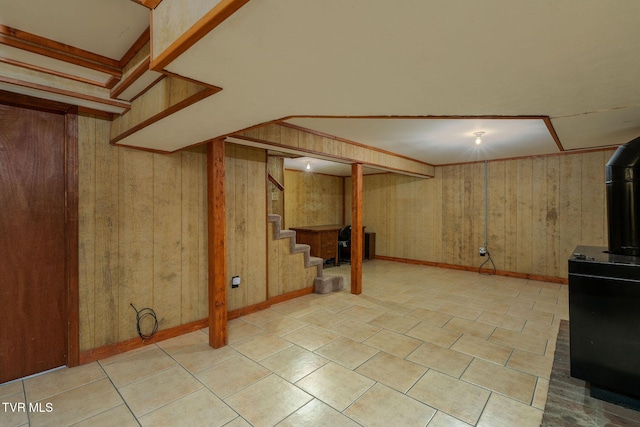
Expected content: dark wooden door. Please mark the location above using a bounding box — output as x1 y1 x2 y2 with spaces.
0 103 67 383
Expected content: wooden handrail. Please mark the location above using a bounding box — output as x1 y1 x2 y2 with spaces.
268 173 284 191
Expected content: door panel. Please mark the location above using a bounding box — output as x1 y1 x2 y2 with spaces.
0 104 67 383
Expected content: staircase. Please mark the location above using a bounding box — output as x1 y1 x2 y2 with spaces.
268 214 343 294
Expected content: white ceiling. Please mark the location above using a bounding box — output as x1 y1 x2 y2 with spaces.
0 0 149 60
283 157 381 177
284 117 559 165
1 0 639 166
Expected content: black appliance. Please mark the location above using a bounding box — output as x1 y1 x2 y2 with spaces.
569 136 640 408
568 246 640 405
606 136 640 256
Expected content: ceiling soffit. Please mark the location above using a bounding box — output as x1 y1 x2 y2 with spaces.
120 0 640 156
0 1 638 162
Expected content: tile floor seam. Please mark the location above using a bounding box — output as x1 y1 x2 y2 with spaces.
134 387 214 424
67 404 140 427
338 381 377 419
21 380 32 427
97 361 140 427
503 347 516 367
256 347 328 384
394 372 441 410
449 329 468 347
476 391 495 425
457 356 476 380
111 362 180 389
530 376 541 407
27 375 108 405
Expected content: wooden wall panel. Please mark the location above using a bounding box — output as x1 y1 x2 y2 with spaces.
284 170 344 228
469 163 483 267
181 146 208 323
153 152 183 328
78 115 96 351
546 156 561 276
515 159 533 274
93 118 120 346
78 115 209 351
225 144 267 312
531 157 547 275
581 151 608 245
446 166 460 262
344 176 352 232
361 149 616 281
237 124 434 177
487 161 506 270
118 148 155 340
384 176 396 257
267 220 316 299
226 144 246 311
247 148 268 305
503 160 519 272
267 156 285 220
267 225 280 298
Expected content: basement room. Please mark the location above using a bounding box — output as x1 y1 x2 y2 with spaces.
1 1 640 426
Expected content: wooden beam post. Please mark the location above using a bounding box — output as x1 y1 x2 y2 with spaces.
207 139 228 348
351 163 363 294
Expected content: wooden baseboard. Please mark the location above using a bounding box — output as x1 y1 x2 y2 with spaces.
79 286 315 364
79 318 209 364
375 255 568 285
228 286 314 320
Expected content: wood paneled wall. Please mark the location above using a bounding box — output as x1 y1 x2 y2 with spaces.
225 144 268 311
238 124 434 177
267 226 317 299
79 115 208 352
284 170 344 228
110 76 209 142
268 156 285 221
347 150 615 280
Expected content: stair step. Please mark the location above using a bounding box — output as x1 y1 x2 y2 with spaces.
268 214 342 294
293 243 310 254
308 256 323 266
314 275 344 294
278 230 295 239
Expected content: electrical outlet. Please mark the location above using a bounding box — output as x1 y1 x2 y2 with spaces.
232 276 240 288
479 247 487 257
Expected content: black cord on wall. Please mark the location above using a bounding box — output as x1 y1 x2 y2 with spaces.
478 250 497 275
130 303 159 339
479 160 496 275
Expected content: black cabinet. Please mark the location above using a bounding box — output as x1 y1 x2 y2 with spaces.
569 245 640 403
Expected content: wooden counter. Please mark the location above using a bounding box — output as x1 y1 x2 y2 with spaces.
290 225 343 265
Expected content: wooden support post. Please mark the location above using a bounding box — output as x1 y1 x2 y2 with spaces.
207 139 228 348
351 163 363 295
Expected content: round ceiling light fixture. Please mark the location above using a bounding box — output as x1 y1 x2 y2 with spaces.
474 131 485 145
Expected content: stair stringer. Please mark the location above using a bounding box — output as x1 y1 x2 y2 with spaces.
268 215 343 294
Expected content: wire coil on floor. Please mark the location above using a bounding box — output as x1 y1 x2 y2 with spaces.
130 303 158 339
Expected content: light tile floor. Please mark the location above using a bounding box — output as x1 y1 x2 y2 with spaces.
0 260 568 426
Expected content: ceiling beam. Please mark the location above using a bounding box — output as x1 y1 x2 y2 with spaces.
0 25 120 70
150 0 250 71
131 0 163 10
118 27 151 68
